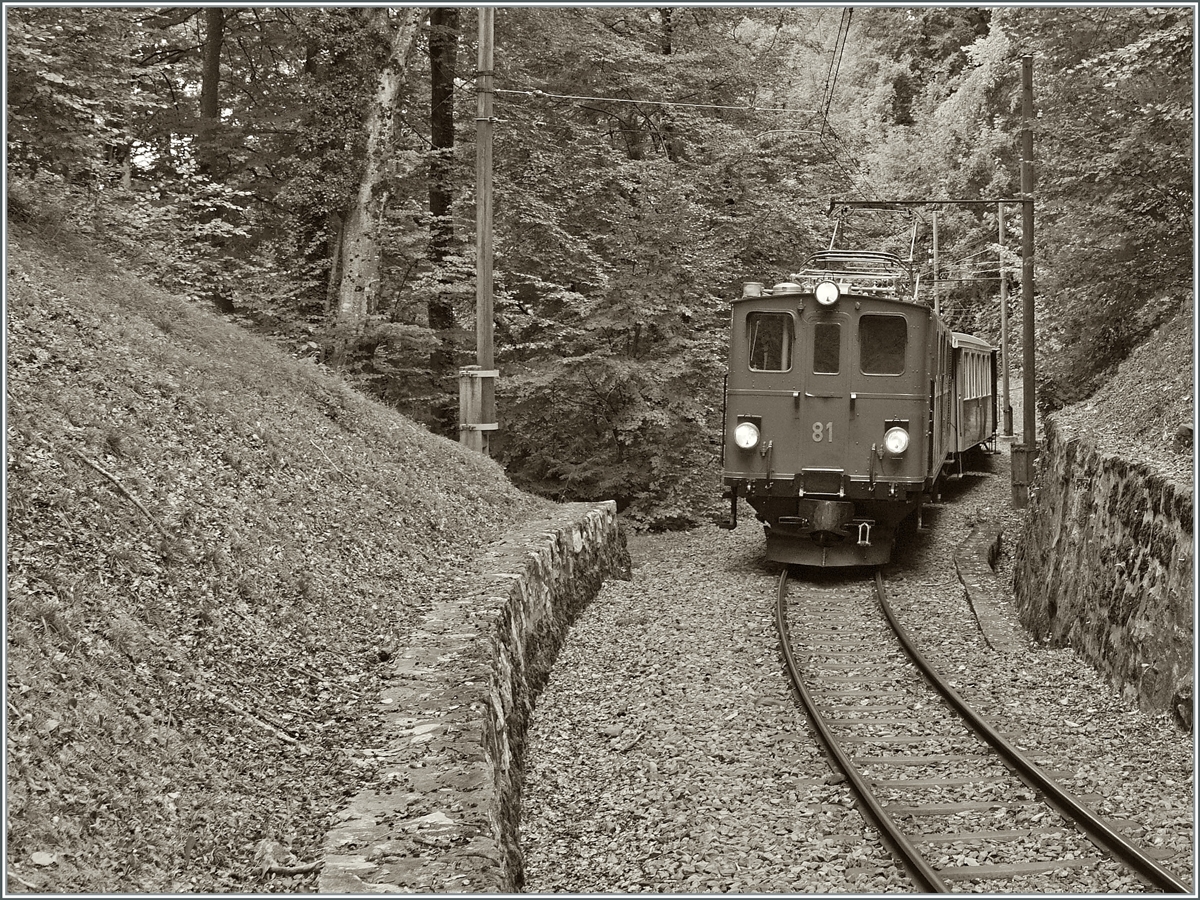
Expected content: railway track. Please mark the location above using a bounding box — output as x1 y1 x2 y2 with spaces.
775 568 1190 894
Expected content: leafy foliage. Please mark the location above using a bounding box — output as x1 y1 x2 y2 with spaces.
5 7 139 182
7 5 1191 520
486 7 847 522
1016 7 1193 408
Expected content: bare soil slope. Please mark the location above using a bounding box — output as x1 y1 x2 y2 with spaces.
4 225 553 892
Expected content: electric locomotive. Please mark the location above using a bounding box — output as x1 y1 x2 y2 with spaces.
721 249 997 566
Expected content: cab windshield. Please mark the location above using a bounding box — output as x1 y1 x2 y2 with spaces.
859 314 907 375
747 312 793 371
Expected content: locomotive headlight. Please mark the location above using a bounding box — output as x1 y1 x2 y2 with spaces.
883 426 910 455
734 421 761 450
814 280 840 306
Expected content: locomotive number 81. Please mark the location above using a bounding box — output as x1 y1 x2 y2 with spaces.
721 249 998 567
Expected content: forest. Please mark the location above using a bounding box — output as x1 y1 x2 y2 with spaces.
7 5 1193 524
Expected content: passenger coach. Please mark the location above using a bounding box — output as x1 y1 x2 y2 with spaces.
721 250 997 566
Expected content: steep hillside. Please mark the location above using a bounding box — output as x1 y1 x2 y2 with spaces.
4 225 554 892
1052 298 1194 485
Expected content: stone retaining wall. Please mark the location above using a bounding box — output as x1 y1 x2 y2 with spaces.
319 501 631 893
1013 419 1194 727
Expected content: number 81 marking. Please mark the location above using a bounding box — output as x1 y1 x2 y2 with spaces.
812 421 834 442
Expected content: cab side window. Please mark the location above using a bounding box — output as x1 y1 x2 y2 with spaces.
859 315 907 375
747 312 794 371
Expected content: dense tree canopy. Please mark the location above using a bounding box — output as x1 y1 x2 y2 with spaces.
7 5 1193 522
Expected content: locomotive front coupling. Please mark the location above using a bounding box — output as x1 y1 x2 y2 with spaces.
777 498 870 545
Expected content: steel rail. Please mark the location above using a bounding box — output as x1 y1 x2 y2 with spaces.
874 571 1191 894
774 568 948 893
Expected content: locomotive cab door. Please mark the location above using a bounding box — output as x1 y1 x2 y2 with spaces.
793 307 851 488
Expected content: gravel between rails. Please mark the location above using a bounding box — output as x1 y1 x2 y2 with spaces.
520 441 1195 894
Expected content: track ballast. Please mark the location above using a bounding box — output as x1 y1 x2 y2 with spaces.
776 568 1190 893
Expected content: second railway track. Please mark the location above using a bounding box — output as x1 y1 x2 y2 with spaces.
776 568 1191 894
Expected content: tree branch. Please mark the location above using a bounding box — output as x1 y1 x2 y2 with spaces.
215 696 313 752
72 450 173 542
264 861 323 877
308 438 348 479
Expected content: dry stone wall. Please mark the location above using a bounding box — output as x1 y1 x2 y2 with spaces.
1013 419 1193 727
319 501 630 893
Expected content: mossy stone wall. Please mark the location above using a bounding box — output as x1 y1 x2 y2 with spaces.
1013 419 1193 727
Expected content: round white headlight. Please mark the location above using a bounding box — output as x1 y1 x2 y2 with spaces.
814 280 840 306
883 426 909 455
734 422 761 450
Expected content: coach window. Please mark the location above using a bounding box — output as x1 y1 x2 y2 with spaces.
747 312 794 371
859 315 907 375
813 322 840 374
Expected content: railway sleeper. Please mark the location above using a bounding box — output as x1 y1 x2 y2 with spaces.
937 857 1108 881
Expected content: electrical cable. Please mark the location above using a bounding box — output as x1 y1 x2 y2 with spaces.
817 10 845 128
493 87 815 116
818 131 879 204
818 8 852 139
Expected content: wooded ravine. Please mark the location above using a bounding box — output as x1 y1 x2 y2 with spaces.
4 5 1194 892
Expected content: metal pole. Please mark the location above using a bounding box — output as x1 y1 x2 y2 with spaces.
469 6 496 454
1011 53 1037 508
1020 54 1035 448
998 203 1012 435
459 365 482 452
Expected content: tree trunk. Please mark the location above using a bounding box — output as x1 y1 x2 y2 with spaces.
299 28 339 314
427 7 459 432
198 7 224 177
428 8 458 266
658 8 681 161
331 7 423 364
325 211 344 314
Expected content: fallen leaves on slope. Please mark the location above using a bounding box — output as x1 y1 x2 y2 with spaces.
4 226 553 893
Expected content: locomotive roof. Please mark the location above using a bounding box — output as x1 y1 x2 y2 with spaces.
738 247 932 305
